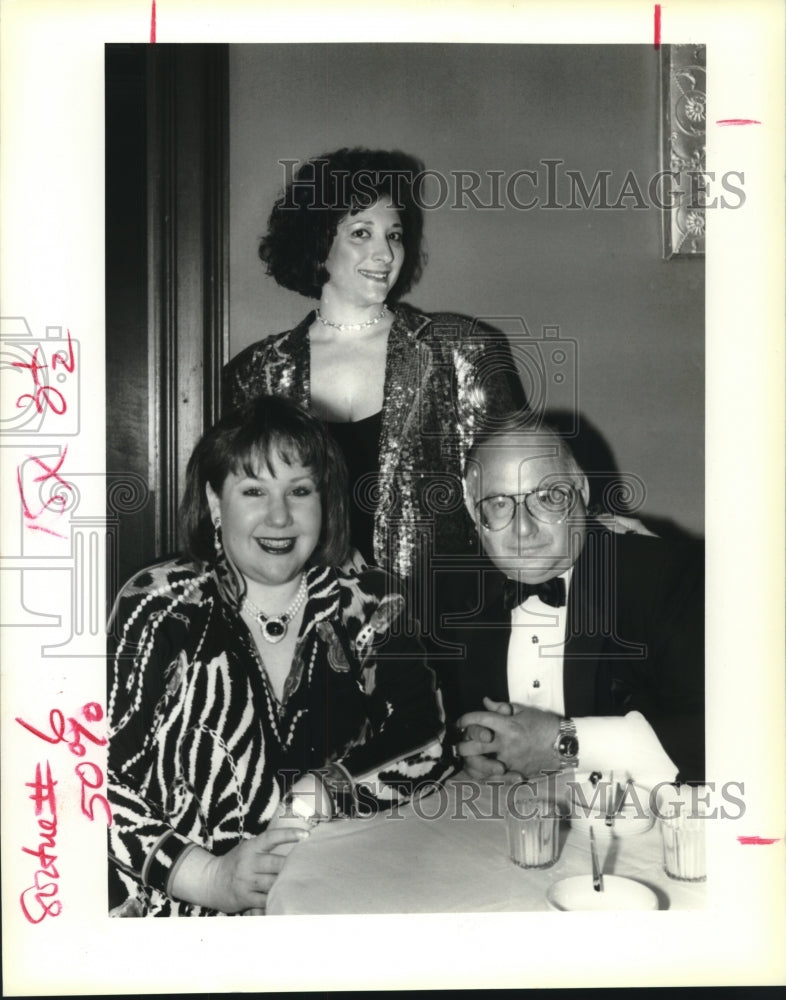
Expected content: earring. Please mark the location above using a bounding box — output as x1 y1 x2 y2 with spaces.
210 514 242 606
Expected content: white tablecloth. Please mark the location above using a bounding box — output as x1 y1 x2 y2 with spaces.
267 775 706 914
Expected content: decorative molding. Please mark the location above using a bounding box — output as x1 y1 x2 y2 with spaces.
147 45 229 557
660 44 706 258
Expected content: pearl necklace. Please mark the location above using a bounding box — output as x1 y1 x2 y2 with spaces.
242 575 307 644
316 305 389 332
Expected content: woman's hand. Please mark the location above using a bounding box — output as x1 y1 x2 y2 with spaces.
171 827 310 915
205 828 309 914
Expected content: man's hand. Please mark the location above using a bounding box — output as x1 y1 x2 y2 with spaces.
457 697 562 780
458 721 506 779
456 700 514 779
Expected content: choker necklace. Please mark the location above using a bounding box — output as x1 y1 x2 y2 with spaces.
316 305 389 332
242 575 307 644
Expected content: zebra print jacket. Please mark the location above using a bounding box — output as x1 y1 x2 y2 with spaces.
107 558 454 916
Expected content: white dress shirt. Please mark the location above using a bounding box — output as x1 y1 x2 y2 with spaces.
505 569 678 787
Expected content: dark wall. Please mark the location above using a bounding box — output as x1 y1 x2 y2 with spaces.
105 45 153 602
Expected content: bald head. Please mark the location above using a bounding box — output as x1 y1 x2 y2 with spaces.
466 425 588 504
464 425 589 583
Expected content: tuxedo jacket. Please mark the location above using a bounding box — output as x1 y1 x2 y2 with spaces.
432 529 705 783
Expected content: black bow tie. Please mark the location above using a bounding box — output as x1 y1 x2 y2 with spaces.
503 576 566 610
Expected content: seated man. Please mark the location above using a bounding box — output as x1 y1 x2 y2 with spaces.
433 419 704 787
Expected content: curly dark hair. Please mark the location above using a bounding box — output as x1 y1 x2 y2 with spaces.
259 147 427 300
180 395 350 568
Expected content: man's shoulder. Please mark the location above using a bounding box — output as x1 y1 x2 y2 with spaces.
577 527 704 607
606 529 704 574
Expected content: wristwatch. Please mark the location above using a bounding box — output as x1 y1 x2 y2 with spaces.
554 717 580 769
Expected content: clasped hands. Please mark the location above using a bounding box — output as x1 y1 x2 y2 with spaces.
456 697 562 781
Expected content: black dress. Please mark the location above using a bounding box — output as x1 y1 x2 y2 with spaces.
325 410 383 565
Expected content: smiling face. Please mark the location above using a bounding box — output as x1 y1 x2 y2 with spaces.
206 448 322 591
322 199 405 308
465 433 589 584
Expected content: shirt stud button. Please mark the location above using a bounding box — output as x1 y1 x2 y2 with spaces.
531 635 539 644
533 679 541 688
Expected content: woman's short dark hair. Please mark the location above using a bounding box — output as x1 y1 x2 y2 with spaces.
180 395 350 567
259 147 427 301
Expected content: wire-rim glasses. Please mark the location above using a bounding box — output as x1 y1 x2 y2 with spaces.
475 484 578 531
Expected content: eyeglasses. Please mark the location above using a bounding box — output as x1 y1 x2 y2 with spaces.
475 485 578 531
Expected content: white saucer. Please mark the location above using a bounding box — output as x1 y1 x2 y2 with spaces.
547 875 659 912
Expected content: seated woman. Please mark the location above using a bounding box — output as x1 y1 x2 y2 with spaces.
107 395 454 917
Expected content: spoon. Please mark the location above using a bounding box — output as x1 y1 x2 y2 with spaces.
605 780 627 827
590 827 604 892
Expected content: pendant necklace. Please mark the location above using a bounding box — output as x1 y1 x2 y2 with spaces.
242 575 307 644
316 305 388 332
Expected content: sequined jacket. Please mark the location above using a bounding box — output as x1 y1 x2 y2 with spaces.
107 558 454 917
223 303 527 579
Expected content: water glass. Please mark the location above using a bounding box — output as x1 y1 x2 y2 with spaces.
504 784 562 869
656 784 707 882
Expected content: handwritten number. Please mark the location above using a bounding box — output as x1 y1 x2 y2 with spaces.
51 329 76 373
16 385 67 415
13 341 73 415
75 762 112 826
16 706 106 756
82 702 103 723
17 711 67 747
67 718 107 756
13 347 68 415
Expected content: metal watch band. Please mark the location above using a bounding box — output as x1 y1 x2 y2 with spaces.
555 716 579 768
317 762 355 818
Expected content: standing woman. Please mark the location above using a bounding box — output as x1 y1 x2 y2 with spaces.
224 148 528 581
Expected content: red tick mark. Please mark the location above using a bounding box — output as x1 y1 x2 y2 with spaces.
654 5 661 50
717 119 762 127
150 0 156 44
737 836 781 845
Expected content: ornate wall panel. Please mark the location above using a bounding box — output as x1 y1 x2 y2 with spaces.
660 44 706 258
